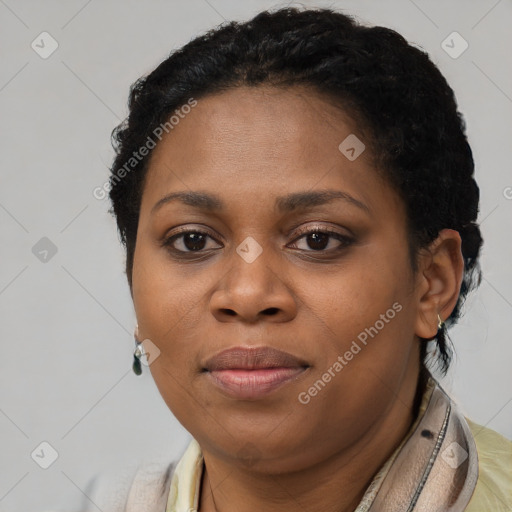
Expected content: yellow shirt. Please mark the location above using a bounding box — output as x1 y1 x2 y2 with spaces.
465 418 512 510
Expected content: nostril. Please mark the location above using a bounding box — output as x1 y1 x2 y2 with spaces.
263 307 279 315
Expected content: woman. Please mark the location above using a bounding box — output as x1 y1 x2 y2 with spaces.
90 7 511 512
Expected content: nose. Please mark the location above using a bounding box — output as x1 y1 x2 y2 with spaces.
209 244 298 324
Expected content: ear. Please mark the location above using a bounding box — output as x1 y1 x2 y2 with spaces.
414 229 464 339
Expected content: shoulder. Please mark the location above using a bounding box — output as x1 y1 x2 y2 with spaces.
78 459 176 512
465 418 512 511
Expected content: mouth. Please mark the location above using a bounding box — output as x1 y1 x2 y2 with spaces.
202 346 310 400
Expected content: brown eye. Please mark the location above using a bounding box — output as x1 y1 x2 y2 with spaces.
163 229 222 254
180 232 208 251
289 228 353 252
303 232 330 251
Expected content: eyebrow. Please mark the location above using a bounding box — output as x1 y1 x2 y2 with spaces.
151 189 370 215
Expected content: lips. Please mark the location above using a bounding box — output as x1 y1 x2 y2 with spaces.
203 346 310 400
204 346 309 371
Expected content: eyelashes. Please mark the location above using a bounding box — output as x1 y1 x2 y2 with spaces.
289 226 354 252
163 229 220 254
161 225 354 258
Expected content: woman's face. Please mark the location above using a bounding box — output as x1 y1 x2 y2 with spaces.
132 86 426 472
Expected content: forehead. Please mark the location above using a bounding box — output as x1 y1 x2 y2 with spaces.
141 85 402 219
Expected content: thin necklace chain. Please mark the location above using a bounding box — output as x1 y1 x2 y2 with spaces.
207 469 219 512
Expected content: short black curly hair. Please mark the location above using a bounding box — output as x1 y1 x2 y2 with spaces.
108 7 483 374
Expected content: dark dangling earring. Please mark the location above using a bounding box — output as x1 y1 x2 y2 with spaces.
132 324 145 376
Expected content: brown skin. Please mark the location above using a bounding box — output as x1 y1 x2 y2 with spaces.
131 86 464 512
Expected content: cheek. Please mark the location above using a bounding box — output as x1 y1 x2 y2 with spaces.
300 250 413 384
131 242 201 364
132 249 205 421
132 238 192 321
302 251 404 334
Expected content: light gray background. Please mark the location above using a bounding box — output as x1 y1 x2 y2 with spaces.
1 0 511 510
